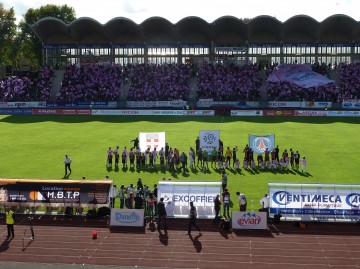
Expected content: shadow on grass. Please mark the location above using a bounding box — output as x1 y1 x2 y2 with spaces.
294 170 313 177
108 163 314 178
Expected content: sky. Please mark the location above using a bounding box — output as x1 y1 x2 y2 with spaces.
3 0 360 24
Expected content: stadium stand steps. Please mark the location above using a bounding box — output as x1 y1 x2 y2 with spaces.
258 80 269 102
259 69 267 80
49 70 65 101
328 69 341 84
188 77 198 102
119 80 131 102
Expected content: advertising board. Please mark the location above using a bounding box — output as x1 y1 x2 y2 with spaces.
110 209 144 227
269 183 360 222
157 181 222 218
0 179 111 208
232 212 268 229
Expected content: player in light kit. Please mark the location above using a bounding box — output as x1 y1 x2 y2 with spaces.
107 147 113 167
152 148 157 168
189 147 195 169
301 156 307 172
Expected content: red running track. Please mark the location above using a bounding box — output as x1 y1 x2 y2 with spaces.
1 216 360 269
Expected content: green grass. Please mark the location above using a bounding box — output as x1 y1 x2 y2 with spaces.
1 115 359 210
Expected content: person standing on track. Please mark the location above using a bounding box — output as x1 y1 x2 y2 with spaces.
157 197 167 232
187 202 202 235
5 207 15 238
236 191 248 212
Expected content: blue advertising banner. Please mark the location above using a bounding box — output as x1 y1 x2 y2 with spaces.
249 134 275 154
0 109 32 115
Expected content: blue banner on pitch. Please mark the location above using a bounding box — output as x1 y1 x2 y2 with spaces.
249 134 275 154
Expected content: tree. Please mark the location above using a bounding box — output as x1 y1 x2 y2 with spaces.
0 3 17 67
17 4 76 67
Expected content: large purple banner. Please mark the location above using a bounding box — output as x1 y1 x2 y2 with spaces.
268 64 334 88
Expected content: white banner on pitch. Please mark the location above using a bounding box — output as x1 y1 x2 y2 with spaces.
232 211 268 230
110 209 144 227
199 130 220 152
139 132 165 152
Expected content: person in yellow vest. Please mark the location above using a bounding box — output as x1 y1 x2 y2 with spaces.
5 207 15 238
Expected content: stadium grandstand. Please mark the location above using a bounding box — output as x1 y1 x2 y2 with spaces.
30 15 360 66
1 14 360 107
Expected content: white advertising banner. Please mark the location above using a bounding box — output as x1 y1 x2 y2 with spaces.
269 101 331 108
269 183 360 222
327 111 360 117
294 110 328 116
127 100 187 108
199 130 220 152
139 132 165 152
231 110 263 116
92 110 214 116
0 102 46 108
342 99 360 109
110 209 144 227
268 101 301 108
183 110 215 116
300 102 332 108
196 101 260 108
232 212 268 230
157 181 222 218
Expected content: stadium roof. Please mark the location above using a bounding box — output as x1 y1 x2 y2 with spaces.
31 14 360 46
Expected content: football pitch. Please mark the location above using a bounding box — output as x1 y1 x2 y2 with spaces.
0 115 359 211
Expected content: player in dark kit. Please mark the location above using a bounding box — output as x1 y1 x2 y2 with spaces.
130 137 139 150
232 147 238 167
264 148 270 163
114 149 119 168
129 149 135 168
195 137 200 152
275 145 280 163
165 143 169 164
290 148 295 168
294 150 300 170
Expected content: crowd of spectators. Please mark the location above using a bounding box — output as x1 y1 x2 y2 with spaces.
127 63 191 101
336 63 360 101
267 81 339 102
311 62 330 76
2 62 360 104
196 63 261 101
0 66 54 102
0 76 34 101
37 66 55 101
57 64 124 102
